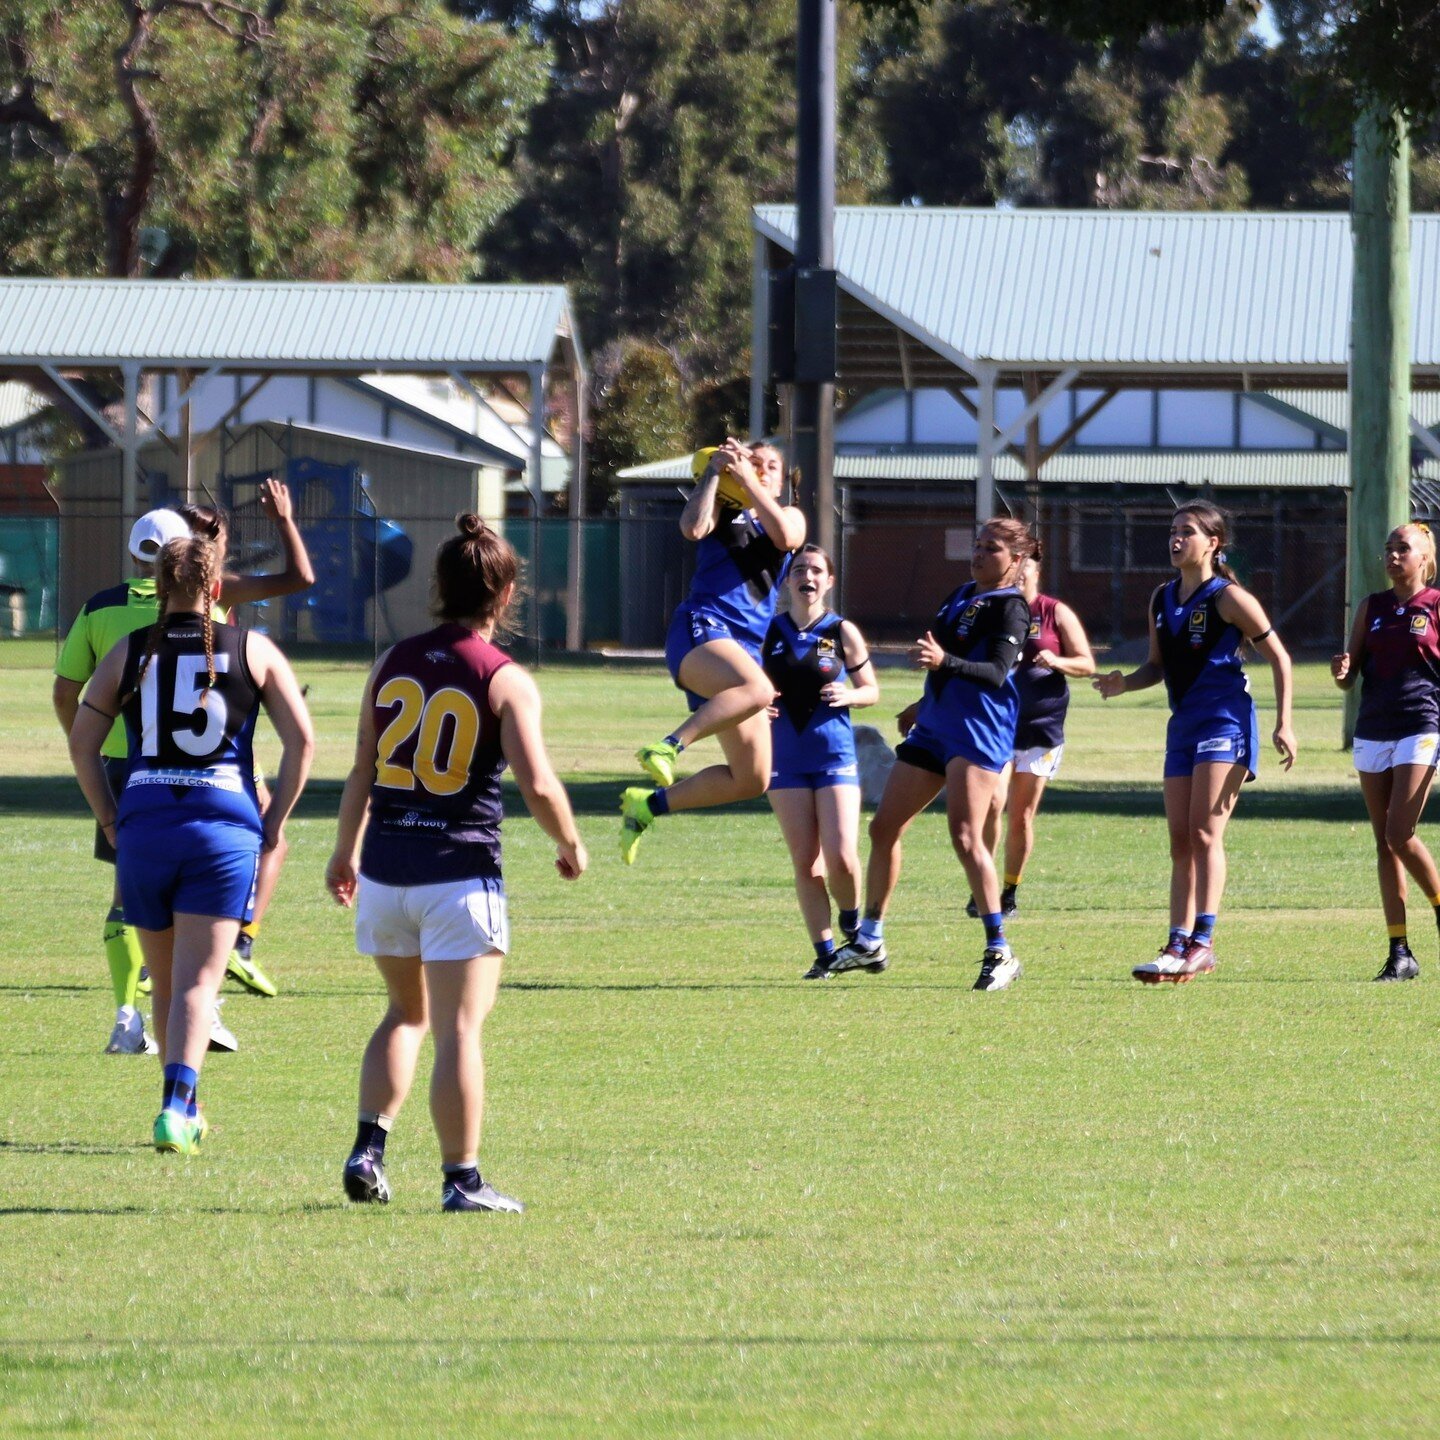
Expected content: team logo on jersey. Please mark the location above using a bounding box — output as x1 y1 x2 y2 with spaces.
1411 614 1429 635
817 637 835 655
1189 609 1207 631
1028 620 1041 638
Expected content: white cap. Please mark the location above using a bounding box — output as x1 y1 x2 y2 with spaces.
128 508 192 562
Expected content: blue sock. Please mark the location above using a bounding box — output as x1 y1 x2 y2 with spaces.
649 787 670 817
187 1091 198 1120
1168 927 1191 952
839 907 859 936
161 1063 198 1116
981 913 1005 946
442 1162 481 1191
813 938 836 964
1191 913 1216 946
663 733 686 753
858 916 884 946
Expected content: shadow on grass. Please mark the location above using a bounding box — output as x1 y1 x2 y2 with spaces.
1 1331 1439 1349
0 1139 149 1156
0 774 1363 823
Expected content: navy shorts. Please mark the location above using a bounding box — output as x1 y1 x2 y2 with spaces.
117 823 260 931
769 760 860 791
895 719 1010 776
1164 703 1260 782
664 604 762 712
93 756 129 864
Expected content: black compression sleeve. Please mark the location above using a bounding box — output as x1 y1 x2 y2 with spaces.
935 596 1029 689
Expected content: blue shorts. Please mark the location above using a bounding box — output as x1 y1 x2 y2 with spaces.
895 720 1009 776
1164 704 1260 781
664 603 763 712
769 761 860 791
117 822 260 931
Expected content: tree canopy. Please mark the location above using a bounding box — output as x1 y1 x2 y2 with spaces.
0 0 546 279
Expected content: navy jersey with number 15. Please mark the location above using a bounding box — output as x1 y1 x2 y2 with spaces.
360 623 512 887
116 614 263 835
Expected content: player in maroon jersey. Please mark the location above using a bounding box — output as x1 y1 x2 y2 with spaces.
326 515 587 1212
1333 522 1440 981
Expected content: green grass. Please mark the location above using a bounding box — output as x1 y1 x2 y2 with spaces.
2 645 1438 1438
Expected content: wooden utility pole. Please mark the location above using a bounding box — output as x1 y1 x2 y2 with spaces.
1346 107 1412 741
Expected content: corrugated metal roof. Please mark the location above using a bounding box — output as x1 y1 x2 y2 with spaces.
0 281 573 370
0 380 43 431
619 445 1440 490
755 206 1440 372
1262 388 1440 433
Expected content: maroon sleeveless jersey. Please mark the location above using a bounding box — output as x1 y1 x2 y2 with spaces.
359 622 512 886
1356 587 1440 742
1015 593 1069 749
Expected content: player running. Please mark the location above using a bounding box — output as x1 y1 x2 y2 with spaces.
760 545 880 979
67 535 313 1154
1332 522 1440 981
968 545 1095 918
620 438 805 863
1095 501 1296 983
327 514 586 1213
830 518 1035 991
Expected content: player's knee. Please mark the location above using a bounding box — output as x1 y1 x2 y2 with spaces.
1384 819 1417 852
742 676 776 712
735 767 768 801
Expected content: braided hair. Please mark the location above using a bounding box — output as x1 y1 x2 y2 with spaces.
125 536 222 707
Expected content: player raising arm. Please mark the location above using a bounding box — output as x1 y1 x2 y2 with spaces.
620 438 805 864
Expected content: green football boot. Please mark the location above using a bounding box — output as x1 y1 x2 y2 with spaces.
190 1109 210 1151
634 740 680 787
226 948 277 997
153 1109 194 1156
619 787 656 866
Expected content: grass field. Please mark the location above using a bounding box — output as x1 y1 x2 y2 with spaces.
3 640 1439 1438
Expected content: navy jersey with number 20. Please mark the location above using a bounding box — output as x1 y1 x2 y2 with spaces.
360 623 512 887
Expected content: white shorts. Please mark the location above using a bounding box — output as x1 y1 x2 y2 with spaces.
1012 743 1065 780
1353 733 1440 774
355 876 509 962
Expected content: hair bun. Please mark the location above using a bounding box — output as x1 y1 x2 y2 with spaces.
457 513 488 538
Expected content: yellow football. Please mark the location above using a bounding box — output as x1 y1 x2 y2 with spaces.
692 446 750 510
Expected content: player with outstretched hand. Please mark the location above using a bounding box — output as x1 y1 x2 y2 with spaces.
1094 501 1295 984
326 514 586 1214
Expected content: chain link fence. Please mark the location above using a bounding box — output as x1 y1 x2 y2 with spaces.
5 471 1355 663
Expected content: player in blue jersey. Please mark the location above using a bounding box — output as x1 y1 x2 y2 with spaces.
1095 502 1295 984
67 535 314 1154
967 546 1095 919
830 517 1036 991
327 515 587 1213
178 490 317 1000
621 438 806 863
1332 522 1440 981
761 545 880 978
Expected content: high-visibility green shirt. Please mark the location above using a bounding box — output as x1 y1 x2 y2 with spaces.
56 579 161 758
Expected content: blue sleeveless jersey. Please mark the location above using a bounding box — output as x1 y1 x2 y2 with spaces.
914 583 1027 763
685 510 792 650
1154 577 1251 723
115 615 263 837
763 611 855 770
